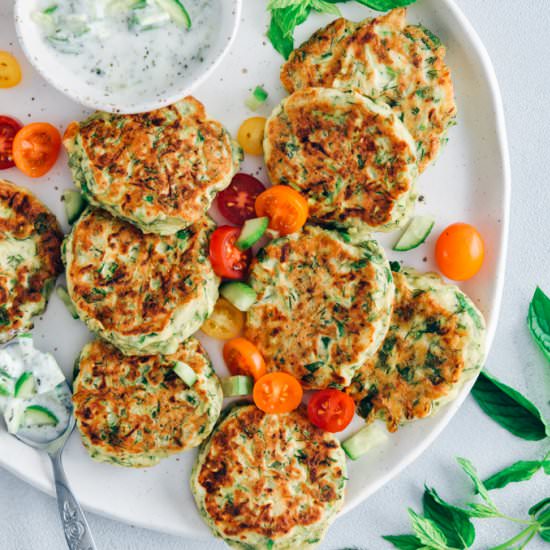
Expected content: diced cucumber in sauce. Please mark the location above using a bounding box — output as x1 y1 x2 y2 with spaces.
22 405 59 428
245 86 269 111
14 372 36 399
342 422 389 460
236 217 269 250
173 361 197 387
129 10 170 30
62 189 87 224
56 286 79 320
221 375 254 397
393 215 435 252
153 0 191 28
4 401 25 434
220 282 257 312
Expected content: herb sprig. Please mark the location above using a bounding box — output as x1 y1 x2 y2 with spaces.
266 0 418 58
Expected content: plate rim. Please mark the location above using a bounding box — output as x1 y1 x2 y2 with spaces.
0 0 512 540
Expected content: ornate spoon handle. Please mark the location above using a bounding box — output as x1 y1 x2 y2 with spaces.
50 451 97 550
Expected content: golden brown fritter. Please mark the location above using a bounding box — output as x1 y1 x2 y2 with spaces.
347 268 485 432
63 96 241 235
245 225 394 389
0 180 62 343
73 338 222 467
281 9 456 172
264 88 418 232
64 208 218 355
191 404 346 549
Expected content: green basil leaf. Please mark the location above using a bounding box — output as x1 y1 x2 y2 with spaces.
382 535 424 550
528 287 550 362
471 370 549 440
422 487 475 548
407 509 449 549
456 457 497 509
354 0 417 10
483 460 543 491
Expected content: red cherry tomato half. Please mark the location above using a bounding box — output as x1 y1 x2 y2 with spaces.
217 173 266 225
307 389 355 433
0 116 22 170
435 222 484 281
209 226 251 280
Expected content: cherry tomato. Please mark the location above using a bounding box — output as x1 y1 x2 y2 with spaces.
217 173 266 225
223 337 266 381
0 51 22 88
255 185 309 235
0 116 22 170
209 226 251 280
12 123 61 178
253 372 303 414
237 117 266 156
307 389 355 433
435 222 484 281
200 297 244 340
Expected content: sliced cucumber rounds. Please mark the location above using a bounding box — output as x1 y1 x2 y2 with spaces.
172 361 197 387
236 217 269 250
153 0 191 28
393 215 435 252
22 405 59 428
220 282 257 312
62 189 87 225
221 375 254 397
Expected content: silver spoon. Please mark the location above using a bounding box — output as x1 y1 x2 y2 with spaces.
3 341 97 550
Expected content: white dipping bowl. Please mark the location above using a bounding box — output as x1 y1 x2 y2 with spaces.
14 0 242 114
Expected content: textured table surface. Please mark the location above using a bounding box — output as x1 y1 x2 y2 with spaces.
1 0 550 549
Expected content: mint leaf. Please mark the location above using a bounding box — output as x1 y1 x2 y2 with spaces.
382 534 424 550
483 460 544 491
310 0 342 14
354 0 417 10
529 497 550 518
407 509 449 549
465 503 501 519
456 457 497 509
267 3 311 59
471 370 549 440
528 286 550 362
423 487 475 548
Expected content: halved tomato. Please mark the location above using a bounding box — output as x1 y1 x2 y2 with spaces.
0 116 22 170
209 226 251 280
200 297 244 340
223 337 266 380
12 122 61 178
217 173 266 225
307 389 355 433
253 372 303 414
255 185 309 235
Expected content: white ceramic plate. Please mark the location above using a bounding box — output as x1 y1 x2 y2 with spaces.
0 0 510 541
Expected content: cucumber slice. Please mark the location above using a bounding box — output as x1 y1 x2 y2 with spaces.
342 422 389 460
220 282 257 312
14 372 36 399
31 12 56 34
245 86 269 111
236 217 269 250
4 401 25 433
56 286 79 320
172 361 197 387
154 0 191 28
62 189 87 225
221 375 253 397
22 405 59 428
393 215 435 252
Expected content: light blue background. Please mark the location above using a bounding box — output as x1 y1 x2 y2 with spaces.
1 1 549 548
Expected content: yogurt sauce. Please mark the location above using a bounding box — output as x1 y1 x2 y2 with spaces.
0 336 72 443
32 0 218 102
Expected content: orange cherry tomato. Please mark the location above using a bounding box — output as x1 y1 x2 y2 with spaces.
253 372 303 414
255 185 308 235
435 222 484 281
223 337 266 381
12 122 61 178
307 389 355 433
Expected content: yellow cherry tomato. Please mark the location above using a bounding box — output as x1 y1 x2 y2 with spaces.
238 117 266 156
200 297 244 340
0 51 22 88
